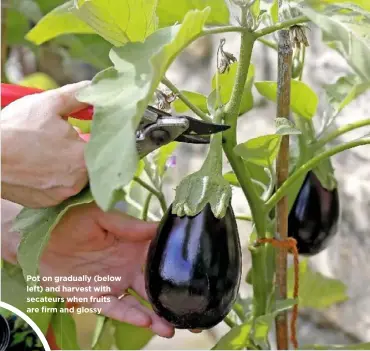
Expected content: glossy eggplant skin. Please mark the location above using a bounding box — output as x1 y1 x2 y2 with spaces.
145 203 242 329
288 171 340 255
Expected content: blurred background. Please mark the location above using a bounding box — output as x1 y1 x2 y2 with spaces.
2 0 370 349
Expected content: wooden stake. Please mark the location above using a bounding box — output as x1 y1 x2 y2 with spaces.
275 0 293 349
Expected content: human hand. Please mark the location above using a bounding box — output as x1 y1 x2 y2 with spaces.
1 81 90 208
38 202 175 338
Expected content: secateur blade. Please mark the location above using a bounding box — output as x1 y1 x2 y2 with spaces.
173 116 230 144
175 134 211 144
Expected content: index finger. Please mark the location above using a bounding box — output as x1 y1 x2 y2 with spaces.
97 210 159 242
38 81 91 118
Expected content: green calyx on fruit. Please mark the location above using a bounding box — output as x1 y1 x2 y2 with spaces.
172 129 232 219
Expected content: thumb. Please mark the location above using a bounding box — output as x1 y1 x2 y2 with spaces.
39 81 91 118
97 210 159 242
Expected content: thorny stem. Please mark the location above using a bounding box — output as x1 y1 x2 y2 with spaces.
275 4 294 348
314 118 370 151
133 176 167 213
162 77 212 122
266 138 370 212
255 16 308 38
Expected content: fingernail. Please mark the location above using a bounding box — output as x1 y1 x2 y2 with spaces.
190 329 202 333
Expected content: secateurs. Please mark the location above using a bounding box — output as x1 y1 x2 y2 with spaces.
1 83 230 158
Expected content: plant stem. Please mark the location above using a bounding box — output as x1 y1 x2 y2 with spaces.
233 303 246 322
314 118 370 150
298 45 306 81
203 25 248 36
224 316 236 328
235 214 253 221
125 196 160 221
222 30 265 236
250 245 268 317
257 37 278 51
255 16 308 38
133 176 167 213
141 193 153 221
266 138 370 212
143 159 161 190
274 7 294 347
162 77 212 122
203 15 308 39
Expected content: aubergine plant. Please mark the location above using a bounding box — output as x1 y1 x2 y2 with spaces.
2 0 370 349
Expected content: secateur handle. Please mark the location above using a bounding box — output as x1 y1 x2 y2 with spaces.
1 83 94 120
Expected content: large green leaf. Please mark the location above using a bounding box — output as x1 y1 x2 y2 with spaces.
323 74 370 118
74 0 158 45
27 0 158 46
91 316 107 349
14 188 94 281
213 300 296 350
26 1 94 45
250 0 261 20
1 262 56 333
223 172 240 187
212 322 253 350
251 299 297 349
255 80 319 120
234 134 281 167
270 0 278 23
51 306 81 350
299 5 370 81
224 161 272 198
299 343 370 350
114 321 154 349
77 8 211 211
212 62 255 116
92 318 115 350
287 260 348 309
173 91 209 114
156 0 229 27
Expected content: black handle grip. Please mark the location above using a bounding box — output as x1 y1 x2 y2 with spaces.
0 314 10 351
